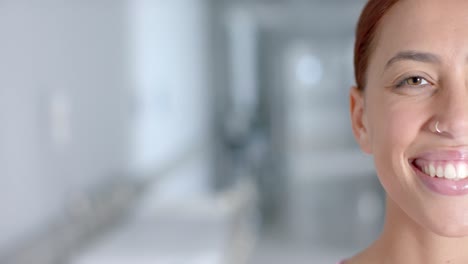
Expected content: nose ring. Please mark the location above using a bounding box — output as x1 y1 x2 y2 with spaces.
434 121 442 134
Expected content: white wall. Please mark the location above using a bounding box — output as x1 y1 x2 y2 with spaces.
0 0 129 250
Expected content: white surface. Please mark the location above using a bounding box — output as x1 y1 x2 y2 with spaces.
72 179 258 264
71 204 233 264
72 221 227 264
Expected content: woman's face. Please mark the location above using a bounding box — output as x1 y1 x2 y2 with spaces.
351 0 468 236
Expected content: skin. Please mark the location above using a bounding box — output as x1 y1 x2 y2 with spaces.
349 0 468 263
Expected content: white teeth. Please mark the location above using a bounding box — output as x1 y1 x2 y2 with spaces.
429 164 436 177
436 166 444 177
445 164 457 179
420 162 468 180
457 163 467 179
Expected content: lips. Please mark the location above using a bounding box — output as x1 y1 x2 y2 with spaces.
411 150 468 196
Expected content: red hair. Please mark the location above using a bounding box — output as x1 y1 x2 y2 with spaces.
354 0 399 90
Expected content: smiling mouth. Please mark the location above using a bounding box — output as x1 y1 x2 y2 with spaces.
412 159 468 180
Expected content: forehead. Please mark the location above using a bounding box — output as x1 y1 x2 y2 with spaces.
371 0 468 67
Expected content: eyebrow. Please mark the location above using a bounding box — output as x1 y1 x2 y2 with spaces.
384 50 441 70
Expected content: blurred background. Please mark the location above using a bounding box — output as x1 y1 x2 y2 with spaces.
0 0 385 263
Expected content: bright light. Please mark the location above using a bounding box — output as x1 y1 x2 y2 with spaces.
295 54 323 86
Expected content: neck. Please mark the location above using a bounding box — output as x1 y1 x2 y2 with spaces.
372 197 468 264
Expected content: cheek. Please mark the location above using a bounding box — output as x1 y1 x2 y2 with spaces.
368 100 424 155
366 100 426 202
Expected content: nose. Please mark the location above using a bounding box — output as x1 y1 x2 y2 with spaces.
434 79 468 139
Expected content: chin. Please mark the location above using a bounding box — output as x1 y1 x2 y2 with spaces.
419 208 468 238
428 224 468 238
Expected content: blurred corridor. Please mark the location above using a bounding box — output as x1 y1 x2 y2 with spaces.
0 0 384 263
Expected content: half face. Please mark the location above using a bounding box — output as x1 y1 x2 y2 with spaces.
351 0 468 237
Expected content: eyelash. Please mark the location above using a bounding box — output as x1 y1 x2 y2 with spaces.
394 75 431 89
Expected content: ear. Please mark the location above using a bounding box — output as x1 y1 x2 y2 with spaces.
350 86 372 154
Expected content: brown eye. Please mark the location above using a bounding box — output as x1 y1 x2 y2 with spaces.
406 76 427 86
395 75 430 89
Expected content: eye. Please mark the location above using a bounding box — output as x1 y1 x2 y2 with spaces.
396 76 430 88
406 76 428 86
